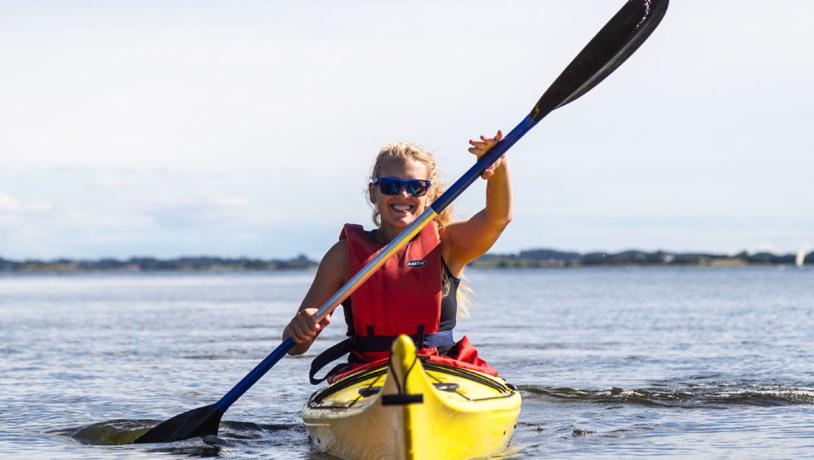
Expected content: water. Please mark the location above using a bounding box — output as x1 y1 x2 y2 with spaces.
1 267 813 458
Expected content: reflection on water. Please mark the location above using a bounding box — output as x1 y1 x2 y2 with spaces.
1 268 813 458
58 420 150 445
54 418 302 446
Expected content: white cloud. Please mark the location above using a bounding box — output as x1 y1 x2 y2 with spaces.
0 1 812 258
142 194 273 229
0 191 53 214
0 191 16 209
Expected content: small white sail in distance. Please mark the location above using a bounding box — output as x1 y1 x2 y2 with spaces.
796 248 807 268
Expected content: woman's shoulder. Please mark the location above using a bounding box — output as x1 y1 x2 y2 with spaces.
314 239 349 284
323 239 348 265
437 219 468 247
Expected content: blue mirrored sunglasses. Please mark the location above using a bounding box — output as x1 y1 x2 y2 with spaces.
371 177 432 197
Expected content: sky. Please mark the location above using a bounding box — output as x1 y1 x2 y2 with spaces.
1 1 812 260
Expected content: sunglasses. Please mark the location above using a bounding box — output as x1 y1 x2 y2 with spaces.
371 177 432 197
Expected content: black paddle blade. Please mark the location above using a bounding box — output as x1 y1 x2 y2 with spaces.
531 0 669 121
133 404 223 444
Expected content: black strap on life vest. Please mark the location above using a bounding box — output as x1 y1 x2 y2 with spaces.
308 338 357 385
308 329 454 385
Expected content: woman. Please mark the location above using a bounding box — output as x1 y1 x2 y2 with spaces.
283 130 510 382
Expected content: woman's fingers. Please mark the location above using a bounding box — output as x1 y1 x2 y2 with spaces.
469 131 503 155
469 143 488 156
290 321 306 344
481 157 505 179
318 315 332 329
294 320 311 342
289 309 324 344
471 130 504 178
481 164 496 179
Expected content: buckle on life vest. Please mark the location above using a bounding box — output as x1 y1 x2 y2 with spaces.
308 329 455 385
354 329 454 352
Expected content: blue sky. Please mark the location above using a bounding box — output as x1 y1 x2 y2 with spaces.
1 1 812 259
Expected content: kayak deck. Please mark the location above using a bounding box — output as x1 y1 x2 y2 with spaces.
302 335 521 460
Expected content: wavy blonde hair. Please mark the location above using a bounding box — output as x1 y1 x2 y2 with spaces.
369 143 452 229
368 142 472 316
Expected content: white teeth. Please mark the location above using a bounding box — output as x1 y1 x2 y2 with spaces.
392 204 412 212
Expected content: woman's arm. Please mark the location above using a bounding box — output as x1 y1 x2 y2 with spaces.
282 240 348 355
442 131 512 277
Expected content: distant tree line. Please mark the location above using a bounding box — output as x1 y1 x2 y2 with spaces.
471 248 814 268
2 249 812 273
0 255 317 273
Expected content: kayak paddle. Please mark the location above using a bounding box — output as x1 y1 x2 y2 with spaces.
134 0 668 444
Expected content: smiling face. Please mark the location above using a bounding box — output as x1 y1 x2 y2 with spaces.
370 157 430 234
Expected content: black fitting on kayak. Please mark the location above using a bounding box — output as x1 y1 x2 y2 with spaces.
358 386 382 397
380 354 424 405
433 382 460 392
381 394 424 406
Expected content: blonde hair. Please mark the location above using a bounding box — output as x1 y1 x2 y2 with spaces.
369 143 452 229
442 269 473 318
368 142 472 316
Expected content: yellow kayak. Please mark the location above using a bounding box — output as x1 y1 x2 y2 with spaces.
302 335 521 460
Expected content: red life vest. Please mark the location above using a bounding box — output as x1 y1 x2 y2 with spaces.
341 222 443 362
313 222 497 383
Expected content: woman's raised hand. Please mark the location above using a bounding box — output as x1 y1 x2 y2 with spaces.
468 130 504 180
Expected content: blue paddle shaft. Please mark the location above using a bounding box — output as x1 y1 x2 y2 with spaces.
432 115 537 212
137 2 669 437
215 337 295 411
208 0 670 414
212 115 539 413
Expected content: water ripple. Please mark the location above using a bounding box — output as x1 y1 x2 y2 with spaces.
520 383 814 407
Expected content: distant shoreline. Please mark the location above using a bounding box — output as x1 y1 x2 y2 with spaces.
0 255 316 273
1 249 811 273
470 248 812 269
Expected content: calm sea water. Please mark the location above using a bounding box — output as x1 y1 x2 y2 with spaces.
1 267 813 459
